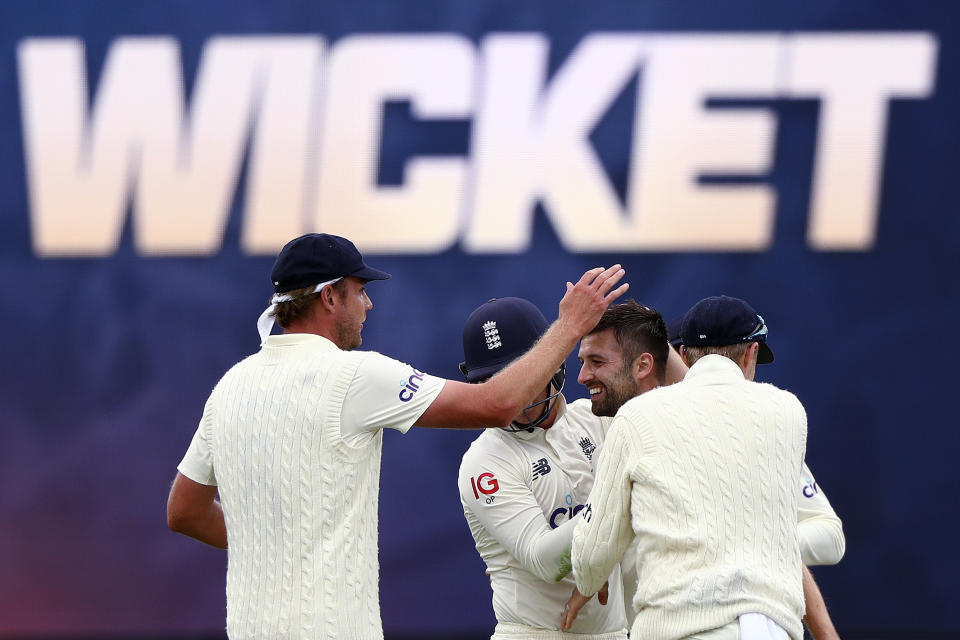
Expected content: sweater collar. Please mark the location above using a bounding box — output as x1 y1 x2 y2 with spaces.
684 354 746 382
262 332 339 351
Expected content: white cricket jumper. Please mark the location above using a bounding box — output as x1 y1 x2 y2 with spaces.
179 333 443 639
572 355 808 640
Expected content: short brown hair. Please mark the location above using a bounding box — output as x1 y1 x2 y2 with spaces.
272 279 347 329
682 342 751 367
588 301 668 384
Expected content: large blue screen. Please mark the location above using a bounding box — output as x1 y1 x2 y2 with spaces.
1 1 956 636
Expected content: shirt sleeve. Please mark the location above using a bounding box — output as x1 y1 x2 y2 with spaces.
340 351 445 441
458 442 578 583
572 416 635 597
177 396 217 486
797 461 846 565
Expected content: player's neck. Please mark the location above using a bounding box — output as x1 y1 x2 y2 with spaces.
538 395 566 430
284 317 340 347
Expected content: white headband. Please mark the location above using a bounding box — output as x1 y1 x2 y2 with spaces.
256 276 344 345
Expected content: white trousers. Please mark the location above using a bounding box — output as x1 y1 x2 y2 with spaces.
682 614 790 640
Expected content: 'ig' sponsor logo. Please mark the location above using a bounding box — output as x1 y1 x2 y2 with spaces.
471 472 499 504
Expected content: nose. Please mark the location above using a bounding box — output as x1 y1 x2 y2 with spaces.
577 363 592 386
363 292 373 311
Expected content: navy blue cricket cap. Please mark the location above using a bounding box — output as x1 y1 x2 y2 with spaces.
460 297 549 383
270 233 391 293
680 295 774 364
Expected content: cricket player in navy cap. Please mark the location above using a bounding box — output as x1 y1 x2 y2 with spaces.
166 233 629 640
567 295 843 640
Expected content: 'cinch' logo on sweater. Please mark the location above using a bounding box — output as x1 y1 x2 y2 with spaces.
398 368 426 402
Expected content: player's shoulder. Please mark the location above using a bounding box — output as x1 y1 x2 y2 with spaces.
616 383 679 416
350 349 441 392
458 430 525 486
563 397 611 437
344 348 391 369
211 353 260 394
460 429 513 465
754 380 806 411
564 397 603 425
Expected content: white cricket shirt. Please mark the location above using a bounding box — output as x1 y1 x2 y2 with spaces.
458 397 627 636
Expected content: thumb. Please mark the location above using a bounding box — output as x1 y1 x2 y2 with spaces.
566 281 573 292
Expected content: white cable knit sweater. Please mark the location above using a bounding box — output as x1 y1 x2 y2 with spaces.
571 355 807 640
177 335 448 639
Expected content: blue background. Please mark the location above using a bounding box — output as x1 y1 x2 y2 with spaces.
1 1 957 637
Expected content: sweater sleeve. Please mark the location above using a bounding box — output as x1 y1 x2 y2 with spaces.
458 445 579 582
797 462 846 565
177 394 218 486
571 416 635 597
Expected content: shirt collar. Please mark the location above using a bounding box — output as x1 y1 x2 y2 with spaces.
261 333 339 350
684 353 746 382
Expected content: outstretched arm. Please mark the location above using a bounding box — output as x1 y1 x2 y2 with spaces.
417 265 628 428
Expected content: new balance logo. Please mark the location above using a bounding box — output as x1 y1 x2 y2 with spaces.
483 320 501 350
531 457 551 479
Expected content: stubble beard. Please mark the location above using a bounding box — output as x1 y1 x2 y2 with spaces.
591 372 640 417
335 318 362 351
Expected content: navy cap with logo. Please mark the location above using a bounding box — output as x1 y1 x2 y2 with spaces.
680 295 774 364
460 297 551 383
270 233 391 293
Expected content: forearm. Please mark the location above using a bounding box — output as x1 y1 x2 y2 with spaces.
483 319 581 419
524 516 578 582
167 473 228 549
572 514 630 597
171 499 227 549
572 425 633 596
802 565 840 640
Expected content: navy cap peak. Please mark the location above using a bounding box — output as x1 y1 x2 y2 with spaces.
270 233 390 294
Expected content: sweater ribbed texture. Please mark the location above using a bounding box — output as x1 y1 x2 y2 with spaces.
209 336 384 639
573 356 807 640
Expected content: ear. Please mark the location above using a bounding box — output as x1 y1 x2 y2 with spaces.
741 342 760 368
680 345 692 367
318 284 340 313
633 353 654 383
